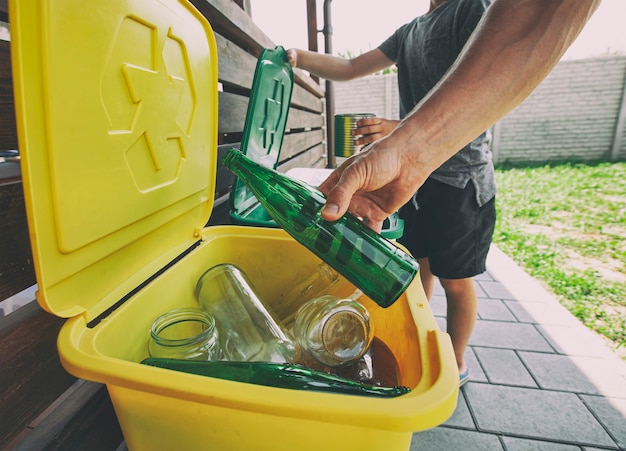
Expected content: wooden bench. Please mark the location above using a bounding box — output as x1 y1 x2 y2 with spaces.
0 1 326 448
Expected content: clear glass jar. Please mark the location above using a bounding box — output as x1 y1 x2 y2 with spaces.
148 307 221 361
293 295 374 368
195 263 301 364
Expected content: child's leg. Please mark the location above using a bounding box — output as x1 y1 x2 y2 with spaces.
440 277 477 373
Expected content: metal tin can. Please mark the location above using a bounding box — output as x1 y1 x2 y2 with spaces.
334 113 375 157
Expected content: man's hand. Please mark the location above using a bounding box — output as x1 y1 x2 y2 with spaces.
318 128 428 233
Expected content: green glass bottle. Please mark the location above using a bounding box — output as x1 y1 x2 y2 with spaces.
222 148 420 308
141 358 410 398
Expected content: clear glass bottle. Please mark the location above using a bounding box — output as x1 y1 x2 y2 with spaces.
141 358 410 398
292 295 374 368
148 307 221 361
273 262 340 329
195 263 301 364
222 148 420 308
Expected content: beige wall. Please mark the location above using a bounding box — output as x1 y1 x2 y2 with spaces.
333 56 626 164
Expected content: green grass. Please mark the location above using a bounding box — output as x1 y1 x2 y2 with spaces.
493 161 626 358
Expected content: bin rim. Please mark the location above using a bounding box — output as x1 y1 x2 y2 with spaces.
58 279 459 433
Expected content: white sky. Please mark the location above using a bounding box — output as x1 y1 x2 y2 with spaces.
252 0 626 60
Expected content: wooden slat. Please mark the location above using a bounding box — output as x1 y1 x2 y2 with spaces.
218 91 248 135
291 83 324 113
190 0 272 55
278 143 327 173
191 0 323 98
8 380 124 451
0 39 18 151
293 69 325 99
0 301 77 449
287 107 325 131
214 142 237 196
0 182 37 300
215 33 257 90
280 129 325 161
218 94 323 138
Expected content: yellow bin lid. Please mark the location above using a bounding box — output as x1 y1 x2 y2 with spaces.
11 0 218 321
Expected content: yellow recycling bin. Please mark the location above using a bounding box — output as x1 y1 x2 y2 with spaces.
10 0 458 449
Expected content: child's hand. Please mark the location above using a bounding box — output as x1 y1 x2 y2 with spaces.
353 118 400 147
286 48 298 68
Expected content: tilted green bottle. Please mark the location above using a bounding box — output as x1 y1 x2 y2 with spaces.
222 148 420 308
141 358 410 398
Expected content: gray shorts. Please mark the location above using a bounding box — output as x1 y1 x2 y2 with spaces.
397 178 496 279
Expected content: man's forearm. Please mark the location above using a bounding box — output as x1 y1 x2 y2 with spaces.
393 0 601 175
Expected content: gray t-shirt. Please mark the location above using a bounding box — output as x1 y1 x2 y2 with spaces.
378 0 496 206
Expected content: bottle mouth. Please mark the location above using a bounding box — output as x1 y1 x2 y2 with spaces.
150 307 217 347
321 309 371 362
221 147 240 169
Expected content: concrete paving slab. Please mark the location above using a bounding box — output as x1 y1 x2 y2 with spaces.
501 436 582 450
480 279 556 303
505 300 583 326
464 384 616 447
466 347 488 383
475 272 494 282
442 391 475 429
474 279 488 299
485 245 540 283
536 324 622 360
477 280 519 301
469 319 555 352
478 298 518 321
485 247 557 303
411 427 504 450
579 395 626 449
519 352 626 398
429 294 446 317
474 347 538 387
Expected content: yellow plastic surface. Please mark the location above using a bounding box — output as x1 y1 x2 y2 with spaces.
58 226 459 450
10 0 218 320
10 0 458 449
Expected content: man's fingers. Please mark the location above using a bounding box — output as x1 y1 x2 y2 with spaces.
364 218 383 233
319 169 362 221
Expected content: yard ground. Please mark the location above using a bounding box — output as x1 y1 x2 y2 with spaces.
494 161 626 360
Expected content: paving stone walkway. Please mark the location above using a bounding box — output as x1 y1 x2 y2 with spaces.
410 245 626 450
